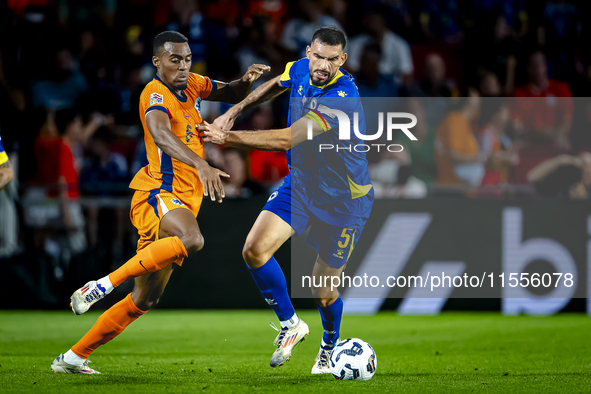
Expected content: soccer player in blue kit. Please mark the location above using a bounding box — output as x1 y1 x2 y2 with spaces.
202 26 373 373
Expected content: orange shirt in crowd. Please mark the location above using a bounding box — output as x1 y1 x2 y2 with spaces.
435 112 479 184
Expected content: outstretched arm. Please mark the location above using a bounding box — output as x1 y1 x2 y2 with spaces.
527 154 580 184
206 64 270 104
213 75 289 130
146 110 229 202
201 115 326 151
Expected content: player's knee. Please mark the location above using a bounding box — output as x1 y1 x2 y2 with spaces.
131 292 161 311
135 298 159 310
180 232 205 255
310 282 336 301
314 297 338 308
242 242 269 268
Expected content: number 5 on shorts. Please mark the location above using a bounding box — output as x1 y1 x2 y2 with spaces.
338 228 354 248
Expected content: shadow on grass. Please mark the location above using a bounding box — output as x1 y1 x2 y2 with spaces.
375 371 591 378
68 376 163 385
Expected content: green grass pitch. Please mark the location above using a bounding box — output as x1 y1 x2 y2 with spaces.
1 310 590 393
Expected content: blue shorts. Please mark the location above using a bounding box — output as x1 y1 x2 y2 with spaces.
263 176 368 268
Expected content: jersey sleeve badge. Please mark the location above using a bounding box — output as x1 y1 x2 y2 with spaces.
150 92 164 105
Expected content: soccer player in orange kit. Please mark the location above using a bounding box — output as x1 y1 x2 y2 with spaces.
51 31 269 374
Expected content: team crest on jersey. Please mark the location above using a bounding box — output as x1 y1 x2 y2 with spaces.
195 97 202 117
298 85 303 96
308 97 317 110
171 198 185 206
150 92 163 105
337 90 347 97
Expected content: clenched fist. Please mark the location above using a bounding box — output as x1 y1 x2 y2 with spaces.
241 64 271 83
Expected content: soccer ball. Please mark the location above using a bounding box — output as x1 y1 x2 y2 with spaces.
329 338 377 381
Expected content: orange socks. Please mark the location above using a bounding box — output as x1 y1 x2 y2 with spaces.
108 236 188 287
71 294 147 359
70 237 188 359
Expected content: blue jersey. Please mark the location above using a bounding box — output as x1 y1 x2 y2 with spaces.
278 58 373 224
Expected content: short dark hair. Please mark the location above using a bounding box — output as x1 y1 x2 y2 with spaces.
55 109 80 136
153 31 188 56
90 126 113 144
362 41 382 57
311 26 347 50
528 49 546 63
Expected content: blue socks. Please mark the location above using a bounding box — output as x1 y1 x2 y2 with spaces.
318 296 343 349
248 256 343 345
248 257 296 326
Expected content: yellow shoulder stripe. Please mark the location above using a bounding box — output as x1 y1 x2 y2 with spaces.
281 62 295 82
348 175 372 199
0 151 7 166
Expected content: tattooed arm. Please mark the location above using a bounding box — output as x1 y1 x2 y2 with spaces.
0 159 14 191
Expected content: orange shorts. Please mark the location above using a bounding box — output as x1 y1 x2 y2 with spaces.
130 188 203 254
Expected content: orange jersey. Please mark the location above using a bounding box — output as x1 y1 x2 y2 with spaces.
130 73 214 194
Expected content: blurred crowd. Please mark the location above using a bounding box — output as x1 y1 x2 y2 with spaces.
2 0 591 271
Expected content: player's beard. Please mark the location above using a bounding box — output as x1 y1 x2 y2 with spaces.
310 70 335 87
173 81 188 91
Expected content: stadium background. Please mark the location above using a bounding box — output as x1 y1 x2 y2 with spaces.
0 0 590 314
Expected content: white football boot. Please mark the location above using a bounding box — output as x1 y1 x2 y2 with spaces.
269 319 309 367
311 340 339 375
51 353 100 374
70 281 107 315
